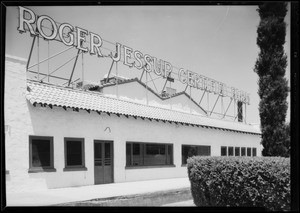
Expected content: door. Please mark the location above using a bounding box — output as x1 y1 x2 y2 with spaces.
94 140 113 184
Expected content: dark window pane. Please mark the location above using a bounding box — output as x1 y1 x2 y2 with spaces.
182 145 210 165
247 147 251 156
105 143 111 158
235 147 240 156
94 143 102 159
228 147 234 156
241 147 246 156
188 146 198 157
237 101 243 122
66 140 82 166
32 139 51 167
160 147 165 155
146 144 165 155
127 142 173 166
132 143 142 166
126 143 131 166
167 145 173 165
144 144 166 165
198 146 210 156
182 145 188 164
133 143 140 155
182 146 197 164
252 148 257 157
104 143 111 166
221 146 227 156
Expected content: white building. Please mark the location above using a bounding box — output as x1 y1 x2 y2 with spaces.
5 55 261 193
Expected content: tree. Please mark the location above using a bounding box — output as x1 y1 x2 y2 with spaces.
254 2 289 157
283 122 290 157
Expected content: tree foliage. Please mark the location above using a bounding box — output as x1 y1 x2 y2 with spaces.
283 122 290 157
254 2 289 157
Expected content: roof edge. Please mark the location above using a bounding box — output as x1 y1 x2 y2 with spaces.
26 80 261 135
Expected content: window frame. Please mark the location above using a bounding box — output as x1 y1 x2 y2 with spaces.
221 146 257 157
126 142 174 168
221 146 227 156
241 147 246 156
247 147 252 156
64 137 87 171
252 148 257 157
28 135 56 173
235 147 240 156
228 146 234 156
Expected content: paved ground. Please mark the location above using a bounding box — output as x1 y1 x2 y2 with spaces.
163 199 195 206
56 188 192 206
6 177 191 206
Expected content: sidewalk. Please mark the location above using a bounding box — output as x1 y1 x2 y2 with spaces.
6 177 190 206
163 200 195 206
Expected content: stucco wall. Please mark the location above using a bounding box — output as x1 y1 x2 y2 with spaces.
5 56 262 193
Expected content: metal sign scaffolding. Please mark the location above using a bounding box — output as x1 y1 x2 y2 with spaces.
21 9 249 124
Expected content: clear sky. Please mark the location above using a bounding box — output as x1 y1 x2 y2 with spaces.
5 4 291 124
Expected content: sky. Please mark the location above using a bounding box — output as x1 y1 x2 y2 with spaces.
5 4 291 124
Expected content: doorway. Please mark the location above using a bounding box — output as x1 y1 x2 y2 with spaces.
94 140 113 184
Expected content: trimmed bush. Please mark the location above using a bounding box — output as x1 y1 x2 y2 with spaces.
187 156 290 210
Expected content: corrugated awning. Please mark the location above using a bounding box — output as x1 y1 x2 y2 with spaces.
26 80 261 135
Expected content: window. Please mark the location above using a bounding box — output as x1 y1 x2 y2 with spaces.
29 136 55 172
182 145 211 165
126 142 173 167
228 147 234 156
221 146 227 156
222 146 256 157
64 138 86 171
241 147 246 156
126 143 131 165
167 145 173 165
247 147 252 156
252 148 257 157
132 143 143 166
235 147 240 156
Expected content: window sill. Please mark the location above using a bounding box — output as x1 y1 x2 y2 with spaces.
63 167 87 172
28 168 57 173
125 164 176 170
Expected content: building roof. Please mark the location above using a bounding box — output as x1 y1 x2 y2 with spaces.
26 80 261 135
100 77 207 115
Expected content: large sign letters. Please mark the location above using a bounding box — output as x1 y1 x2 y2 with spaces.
18 6 250 104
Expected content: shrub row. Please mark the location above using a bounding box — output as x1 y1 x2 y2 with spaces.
187 156 290 210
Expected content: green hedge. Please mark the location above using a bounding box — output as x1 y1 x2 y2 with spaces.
187 156 290 210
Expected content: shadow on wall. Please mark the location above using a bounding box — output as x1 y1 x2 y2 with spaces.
6 172 11 181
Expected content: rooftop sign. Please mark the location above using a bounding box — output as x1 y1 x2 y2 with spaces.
18 6 250 104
